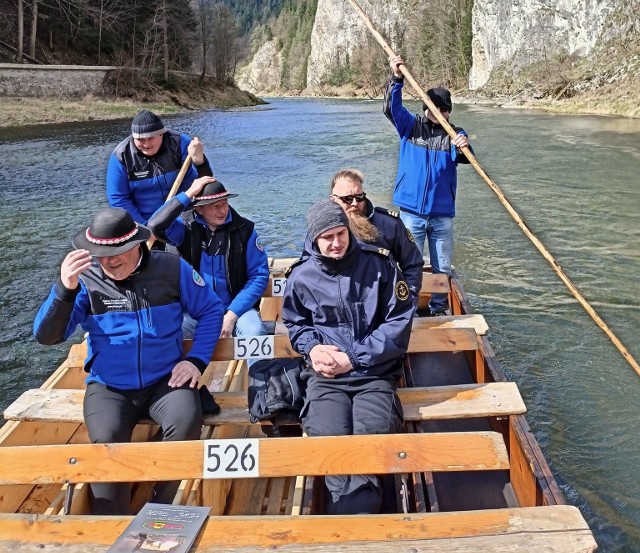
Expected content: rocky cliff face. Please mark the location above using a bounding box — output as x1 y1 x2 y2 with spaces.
235 39 282 94
236 0 408 94
236 0 638 112
469 0 628 90
305 0 407 90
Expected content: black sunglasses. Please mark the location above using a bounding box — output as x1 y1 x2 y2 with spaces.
333 192 366 204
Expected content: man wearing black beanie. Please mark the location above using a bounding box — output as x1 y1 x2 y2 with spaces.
107 110 214 225
384 55 473 316
282 199 415 516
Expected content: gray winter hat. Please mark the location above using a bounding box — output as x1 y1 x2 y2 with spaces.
131 110 166 139
306 199 349 241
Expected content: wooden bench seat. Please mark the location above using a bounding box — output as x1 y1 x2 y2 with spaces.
0 505 597 552
267 313 487 337
4 382 525 426
261 272 452 321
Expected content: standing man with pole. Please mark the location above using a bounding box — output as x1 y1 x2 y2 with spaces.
383 55 472 316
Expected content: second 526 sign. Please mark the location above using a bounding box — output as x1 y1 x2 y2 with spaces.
234 335 274 359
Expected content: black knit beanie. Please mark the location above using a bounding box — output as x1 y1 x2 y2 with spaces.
131 110 166 139
306 199 349 241
422 87 453 113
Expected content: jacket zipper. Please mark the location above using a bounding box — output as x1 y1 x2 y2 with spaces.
142 286 152 329
224 234 232 296
336 273 355 355
128 281 144 389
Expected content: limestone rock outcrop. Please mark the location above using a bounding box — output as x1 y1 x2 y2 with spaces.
469 0 626 90
305 0 407 90
236 39 282 94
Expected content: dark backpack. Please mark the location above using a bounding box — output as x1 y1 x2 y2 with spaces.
247 358 306 424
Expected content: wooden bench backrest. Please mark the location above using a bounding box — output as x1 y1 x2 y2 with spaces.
188 325 479 362
0 432 509 486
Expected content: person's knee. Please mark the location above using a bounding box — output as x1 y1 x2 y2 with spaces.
234 309 266 337
155 390 203 440
163 408 202 440
302 399 352 436
89 426 132 444
85 410 133 443
354 393 403 435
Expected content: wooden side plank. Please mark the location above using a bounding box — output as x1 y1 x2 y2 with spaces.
5 382 525 425
0 432 509 485
0 506 597 552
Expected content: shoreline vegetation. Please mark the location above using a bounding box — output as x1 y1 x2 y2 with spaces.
1 81 638 129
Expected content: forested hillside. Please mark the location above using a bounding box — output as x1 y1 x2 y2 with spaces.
0 0 471 90
1 0 638 116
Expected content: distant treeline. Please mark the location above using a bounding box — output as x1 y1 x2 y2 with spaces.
1 0 472 90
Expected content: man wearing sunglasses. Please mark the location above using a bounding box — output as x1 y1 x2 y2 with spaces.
329 168 423 304
384 55 472 316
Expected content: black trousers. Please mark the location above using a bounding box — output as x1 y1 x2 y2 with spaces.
301 372 403 515
83 375 203 515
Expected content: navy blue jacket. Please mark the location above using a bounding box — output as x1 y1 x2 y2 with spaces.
283 234 414 378
366 200 424 298
148 192 269 317
383 77 471 218
107 130 213 224
33 249 223 390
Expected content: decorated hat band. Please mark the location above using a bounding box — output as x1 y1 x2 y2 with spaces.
86 227 139 245
195 191 228 201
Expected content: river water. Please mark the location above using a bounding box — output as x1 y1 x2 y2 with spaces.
0 98 639 551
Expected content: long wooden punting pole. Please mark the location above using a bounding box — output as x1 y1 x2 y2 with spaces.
345 0 640 377
146 154 193 248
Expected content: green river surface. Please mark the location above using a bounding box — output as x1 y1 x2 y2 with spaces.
0 98 639 551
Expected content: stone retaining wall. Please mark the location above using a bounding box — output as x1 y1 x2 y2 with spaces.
0 64 116 97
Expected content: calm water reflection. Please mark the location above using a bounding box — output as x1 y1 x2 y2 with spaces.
0 98 639 551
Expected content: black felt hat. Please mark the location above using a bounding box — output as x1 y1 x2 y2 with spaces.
72 207 151 257
192 180 238 207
